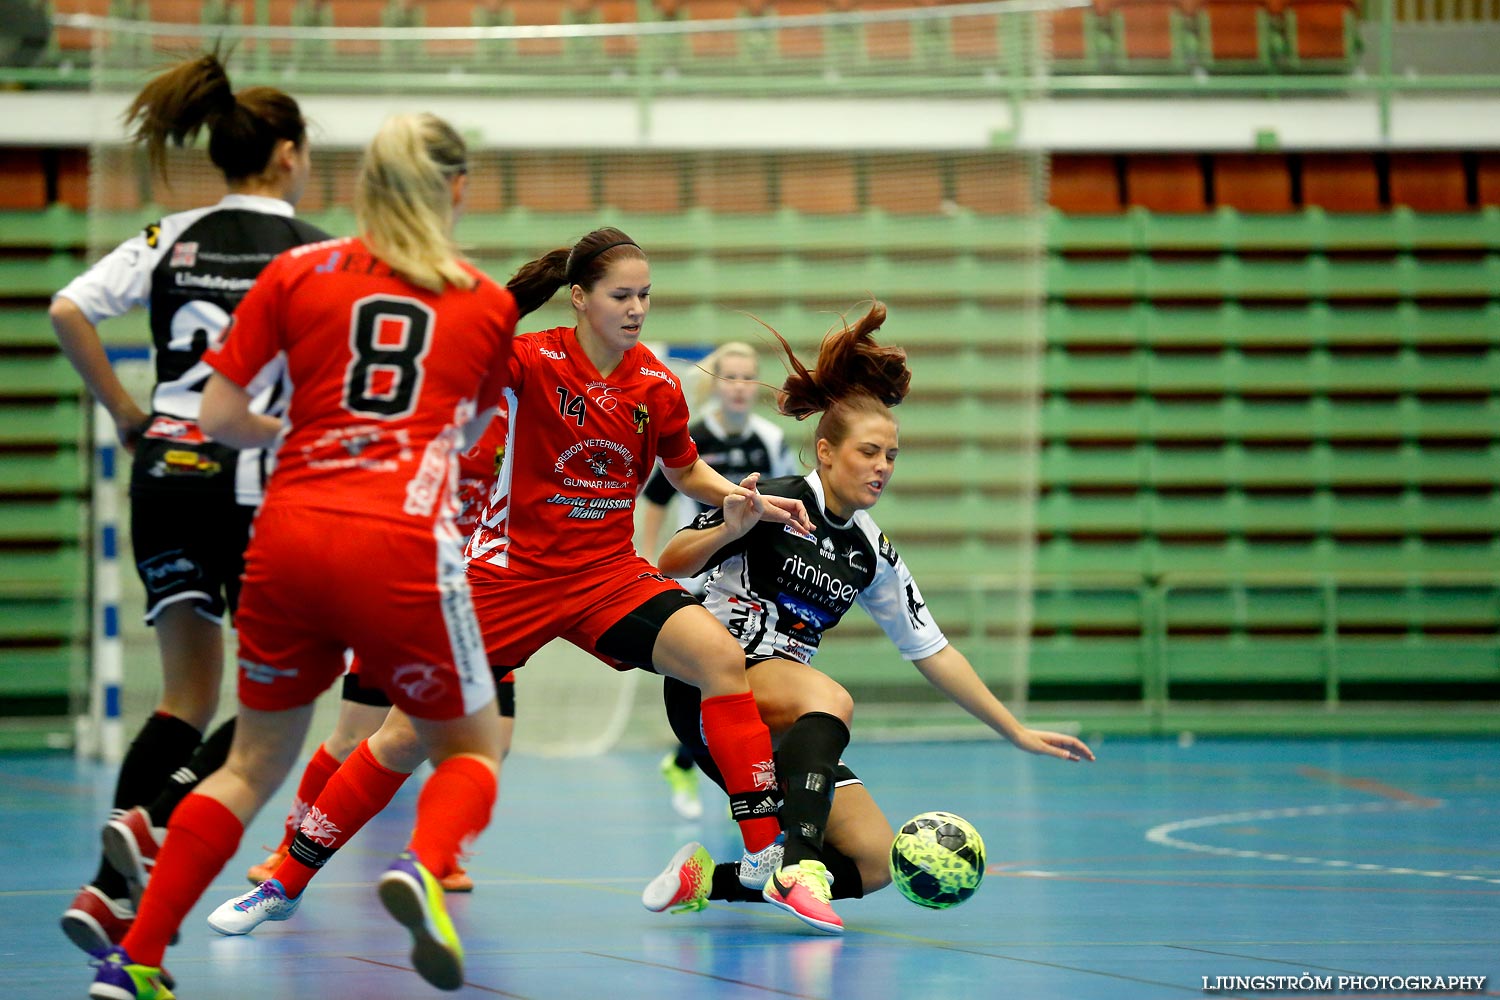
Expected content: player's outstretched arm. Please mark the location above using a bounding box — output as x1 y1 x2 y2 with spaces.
912 644 1095 763
664 462 813 533
200 372 283 450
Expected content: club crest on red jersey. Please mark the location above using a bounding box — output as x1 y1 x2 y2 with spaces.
633 402 649 434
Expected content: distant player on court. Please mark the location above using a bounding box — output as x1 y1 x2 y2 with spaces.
86 112 523 999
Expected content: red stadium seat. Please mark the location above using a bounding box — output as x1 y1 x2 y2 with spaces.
1050 155 1122 214
0 149 49 211
601 155 684 213
1097 0 1184 64
1388 153 1469 212
1213 154 1294 213
513 154 596 213
464 152 507 214
419 0 489 59
52 0 112 53
1479 153 1500 208
665 0 748 60
1300 153 1380 212
764 0 830 61
778 154 858 214
1199 0 1272 63
1049 8 1090 61
594 0 644 59
1126 155 1207 213
954 156 1033 215
693 154 774 214
327 0 389 57
56 148 92 212
1283 0 1358 62
867 156 945 216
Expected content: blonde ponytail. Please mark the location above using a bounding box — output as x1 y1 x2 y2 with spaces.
355 113 473 293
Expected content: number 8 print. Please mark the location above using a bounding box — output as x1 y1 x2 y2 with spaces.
343 294 434 419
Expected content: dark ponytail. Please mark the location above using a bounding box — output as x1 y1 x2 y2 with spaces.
767 301 911 448
124 51 306 183
505 227 647 320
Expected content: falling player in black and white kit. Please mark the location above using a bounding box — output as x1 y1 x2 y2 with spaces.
638 341 795 820
50 53 328 960
641 302 1095 934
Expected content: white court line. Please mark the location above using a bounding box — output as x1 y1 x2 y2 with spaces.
1144 799 1500 886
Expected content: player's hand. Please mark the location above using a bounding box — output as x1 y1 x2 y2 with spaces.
1013 729 1095 763
732 472 814 534
113 405 151 455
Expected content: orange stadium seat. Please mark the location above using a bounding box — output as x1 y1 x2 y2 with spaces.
1097 0 1182 62
853 0 916 63
763 0 830 61
866 157 944 216
1300 153 1380 212
56 149 91 212
593 0 643 59
1480 153 1500 207
420 0 489 59
1199 0 1271 63
1126 155 1207 213
464 152 507 214
505 1 588 58
1050 155 1122 214
327 0 388 56
0 149 49 211
51 0 111 53
601 155 684 213
692 155 774 214
1212 154 1294 213
1388 153 1469 212
1283 0 1357 61
666 0 748 60
512 154 596 212
778 154 858 214
954 156 1034 215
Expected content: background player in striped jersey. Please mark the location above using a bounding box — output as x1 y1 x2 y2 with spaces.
86 112 522 999
639 341 796 821
49 52 327 960
641 302 1094 933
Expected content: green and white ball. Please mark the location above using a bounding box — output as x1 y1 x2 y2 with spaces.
889 811 986 909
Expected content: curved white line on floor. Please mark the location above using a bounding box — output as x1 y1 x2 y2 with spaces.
1144 799 1500 886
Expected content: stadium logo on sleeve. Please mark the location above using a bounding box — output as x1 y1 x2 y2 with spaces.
878 532 900 568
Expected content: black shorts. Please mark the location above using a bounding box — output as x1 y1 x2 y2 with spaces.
341 665 517 718
662 671 861 793
593 588 702 670
129 488 256 625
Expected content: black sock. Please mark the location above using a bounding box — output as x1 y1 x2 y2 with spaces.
822 845 866 900
673 742 696 771
709 862 766 903
146 717 236 827
93 713 201 896
776 712 850 868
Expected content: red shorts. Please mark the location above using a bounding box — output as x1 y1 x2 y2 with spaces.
235 504 494 720
467 552 689 670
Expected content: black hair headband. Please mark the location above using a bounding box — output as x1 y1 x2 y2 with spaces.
566 239 640 284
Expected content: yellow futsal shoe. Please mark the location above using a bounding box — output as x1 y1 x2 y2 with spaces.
378 852 464 991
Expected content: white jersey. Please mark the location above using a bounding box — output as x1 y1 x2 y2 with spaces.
55 193 329 505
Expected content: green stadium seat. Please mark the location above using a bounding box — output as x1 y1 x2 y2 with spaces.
0 401 84 446
0 647 80 698
0 598 84 640
0 254 87 298
0 499 85 542
0 546 86 597
0 448 88 495
0 353 82 396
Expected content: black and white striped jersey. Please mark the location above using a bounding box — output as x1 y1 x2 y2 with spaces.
56 193 329 505
689 472 948 665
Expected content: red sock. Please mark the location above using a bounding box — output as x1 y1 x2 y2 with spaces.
120 794 243 967
275 743 342 852
407 755 496 879
273 739 411 897
700 691 781 851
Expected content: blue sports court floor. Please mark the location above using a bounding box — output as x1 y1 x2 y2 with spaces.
3 737 1496 998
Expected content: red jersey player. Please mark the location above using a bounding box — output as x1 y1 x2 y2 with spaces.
87 113 522 999
466 227 811 880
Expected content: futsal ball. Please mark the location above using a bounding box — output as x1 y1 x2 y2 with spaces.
889 811 986 909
